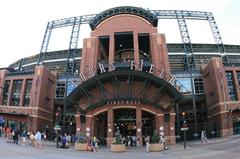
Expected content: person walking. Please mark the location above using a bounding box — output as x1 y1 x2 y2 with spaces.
136 136 140 148
201 130 205 144
35 131 42 148
21 130 27 146
66 134 71 148
29 132 35 146
145 136 150 152
14 128 19 144
201 130 209 144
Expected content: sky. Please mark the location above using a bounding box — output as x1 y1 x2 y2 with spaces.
0 0 239 68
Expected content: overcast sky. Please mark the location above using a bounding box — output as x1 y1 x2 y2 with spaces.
0 0 239 68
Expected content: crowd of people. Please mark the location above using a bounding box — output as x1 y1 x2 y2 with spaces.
4 127 47 148
0 126 210 152
1 127 99 151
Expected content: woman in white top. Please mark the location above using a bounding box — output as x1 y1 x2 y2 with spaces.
35 131 42 148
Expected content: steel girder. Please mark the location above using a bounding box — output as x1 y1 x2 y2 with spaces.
65 17 82 76
67 70 183 113
89 6 158 30
37 8 225 73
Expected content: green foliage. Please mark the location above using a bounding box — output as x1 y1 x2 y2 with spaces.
112 128 122 144
151 129 160 143
76 132 87 143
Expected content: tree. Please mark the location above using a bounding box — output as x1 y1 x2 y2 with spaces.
151 129 160 143
112 127 122 144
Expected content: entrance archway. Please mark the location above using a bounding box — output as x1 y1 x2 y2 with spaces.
114 108 136 138
142 110 155 144
113 108 156 146
68 70 182 146
94 111 107 145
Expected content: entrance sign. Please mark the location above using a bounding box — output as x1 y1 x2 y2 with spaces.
181 127 189 131
78 60 176 86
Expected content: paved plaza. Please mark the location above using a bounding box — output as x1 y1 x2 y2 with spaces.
0 135 240 159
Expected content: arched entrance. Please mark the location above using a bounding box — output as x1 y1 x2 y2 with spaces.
67 70 182 146
93 111 107 145
114 108 136 138
92 106 156 146
142 110 155 144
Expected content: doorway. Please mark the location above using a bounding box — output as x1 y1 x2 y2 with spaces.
94 111 107 145
114 109 136 138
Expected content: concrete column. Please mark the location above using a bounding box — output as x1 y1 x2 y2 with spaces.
133 32 139 70
107 106 114 147
109 33 115 71
136 106 142 146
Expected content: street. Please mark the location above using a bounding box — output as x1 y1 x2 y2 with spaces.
0 135 240 159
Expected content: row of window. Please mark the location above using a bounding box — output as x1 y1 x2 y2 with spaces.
175 77 204 95
4 70 239 103
226 71 238 101
55 77 205 99
2 79 32 106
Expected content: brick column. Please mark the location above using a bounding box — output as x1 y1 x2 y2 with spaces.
233 70 240 100
136 106 142 146
0 70 7 104
75 111 81 132
155 113 164 133
133 32 139 70
85 114 92 137
7 80 13 106
19 79 26 106
109 33 115 71
107 106 114 147
169 113 176 144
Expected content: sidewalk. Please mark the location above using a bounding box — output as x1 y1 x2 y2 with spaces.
1 134 240 159
186 134 240 145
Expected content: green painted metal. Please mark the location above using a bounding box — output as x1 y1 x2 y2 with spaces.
67 70 183 113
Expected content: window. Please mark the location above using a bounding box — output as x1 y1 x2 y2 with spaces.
237 71 240 85
56 82 66 98
176 78 192 94
226 71 237 101
11 80 23 106
2 80 10 105
23 79 32 106
194 78 204 94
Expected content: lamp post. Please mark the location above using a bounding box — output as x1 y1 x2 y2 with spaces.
69 122 72 135
181 112 188 149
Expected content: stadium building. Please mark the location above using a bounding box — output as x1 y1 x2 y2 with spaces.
0 6 240 146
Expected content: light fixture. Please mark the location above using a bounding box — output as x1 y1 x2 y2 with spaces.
86 127 90 131
159 126 164 131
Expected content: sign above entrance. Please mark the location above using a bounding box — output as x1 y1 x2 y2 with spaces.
78 60 176 87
